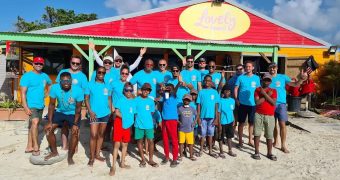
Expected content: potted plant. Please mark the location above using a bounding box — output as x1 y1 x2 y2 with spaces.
0 99 28 121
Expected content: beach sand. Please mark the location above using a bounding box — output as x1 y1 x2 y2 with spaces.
1 113 340 180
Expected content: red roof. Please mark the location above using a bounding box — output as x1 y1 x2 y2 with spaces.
35 1 328 47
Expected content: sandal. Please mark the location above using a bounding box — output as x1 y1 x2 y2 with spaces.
149 162 159 168
190 156 197 161
139 161 147 168
267 154 277 161
251 153 261 160
209 153 219 159
218 153 226 159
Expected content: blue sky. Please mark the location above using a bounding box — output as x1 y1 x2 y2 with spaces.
1 0 339 44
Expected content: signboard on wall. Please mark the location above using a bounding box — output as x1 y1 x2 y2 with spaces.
179 2 250 40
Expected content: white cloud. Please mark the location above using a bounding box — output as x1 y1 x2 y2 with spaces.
104 0 188 15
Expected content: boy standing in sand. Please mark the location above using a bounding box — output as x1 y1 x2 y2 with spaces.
178 94 197 161
252 73 277 161
197 75 220 158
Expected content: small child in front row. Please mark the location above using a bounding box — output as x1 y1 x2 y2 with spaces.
218 85 237 158
178 94 197 161
253 73 277 161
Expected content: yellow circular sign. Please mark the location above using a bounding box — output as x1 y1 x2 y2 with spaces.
179 2 251 40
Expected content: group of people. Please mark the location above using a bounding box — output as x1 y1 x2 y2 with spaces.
20 44 307 176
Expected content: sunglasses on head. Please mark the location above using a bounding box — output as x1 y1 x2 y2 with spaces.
124 88 134 92
159 64 166 67
34 63 44 66
60 79 72 84
104 61 113 65
97 71 106 75
115 59 122 63
71 62 80 66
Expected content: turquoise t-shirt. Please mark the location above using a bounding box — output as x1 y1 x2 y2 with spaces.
200 69 208 79
56 69 88 91
110 79 126 105
203 72 226 88
235 74 260 106
228 74 242 98
130 70 162 99
50 84 84 115
19 71 52 109
196 88 220 119
134 96 155 129
116 96 136 129
153 110 162 125
158 70 173 83
270 74 291 105
167 78 190 103
90 69 119 85
180 69 202 90
85 81 111 118
219 97 235 125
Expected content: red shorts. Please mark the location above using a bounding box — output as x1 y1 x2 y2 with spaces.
113 117 131 143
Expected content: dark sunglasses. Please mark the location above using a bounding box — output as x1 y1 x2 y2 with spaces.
97 71 106 75
208 66 215 69
190 93 197 96
60 79 72 84
71 62 81 66
159 64 166 67
104 61 113 65
115 59 122 63
172 70 179 72
141 88 151 91
124 88 134 92
121 72 129 75
237 68 243 71
34 63 44 66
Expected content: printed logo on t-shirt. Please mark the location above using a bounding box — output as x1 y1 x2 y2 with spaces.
72 79 78 85
211 95 215 100
109 78 113 83
164 77 169 82
68 97 75 104
153 78 157 84
129 107 133 113
230 104 234 110
215 78 220 85
146 105 150 111
103 88 109 95
275 81 281 87
191 75 196 81
251 81 256 88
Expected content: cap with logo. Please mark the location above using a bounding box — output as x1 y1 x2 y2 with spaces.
33 57 45 64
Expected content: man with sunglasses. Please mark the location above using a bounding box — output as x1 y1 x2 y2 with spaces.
180 55 202 91
198 58 208 79
204 60 226 90
55 55 88 150
157 59 172 83
130 59 162 99
168 65 191 103
20 57 52 156
44 72 83 165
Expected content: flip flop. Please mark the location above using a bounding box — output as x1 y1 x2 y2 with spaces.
194 151 202 157
209 153 219 159
190 157 197 161
25 150 33 153
32 150 40 156
251 153 261 160
139 161 146 168
227 151 237 157
236 144 243 149
267 154 277 161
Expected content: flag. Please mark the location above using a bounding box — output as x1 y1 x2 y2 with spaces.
306 67 313 75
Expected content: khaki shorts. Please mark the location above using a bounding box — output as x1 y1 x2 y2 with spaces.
28 108 43 128
254 113 275 139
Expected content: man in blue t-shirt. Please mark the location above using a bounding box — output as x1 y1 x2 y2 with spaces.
234 61 260 148
203 60 226 90
20 57 52 156
180 55 202 91
197 75 220 158
198 57 208 80
44 72 84 165
130 59 163 99
168 65 191 103
268 62 307 153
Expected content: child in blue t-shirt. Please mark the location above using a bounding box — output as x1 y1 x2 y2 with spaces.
218 85 237 158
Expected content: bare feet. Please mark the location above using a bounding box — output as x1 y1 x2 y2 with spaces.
87 159 94 167
109 167 115 176
273 142 280 148
281 147 290 153
95 156 106 162
44 152 58 161
68 158 75 165
120 163 131 169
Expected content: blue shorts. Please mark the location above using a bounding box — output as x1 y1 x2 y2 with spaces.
90 114 110 124
238 104 256 124
275 104 288 122
201 118 215 137
53 111 79 127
